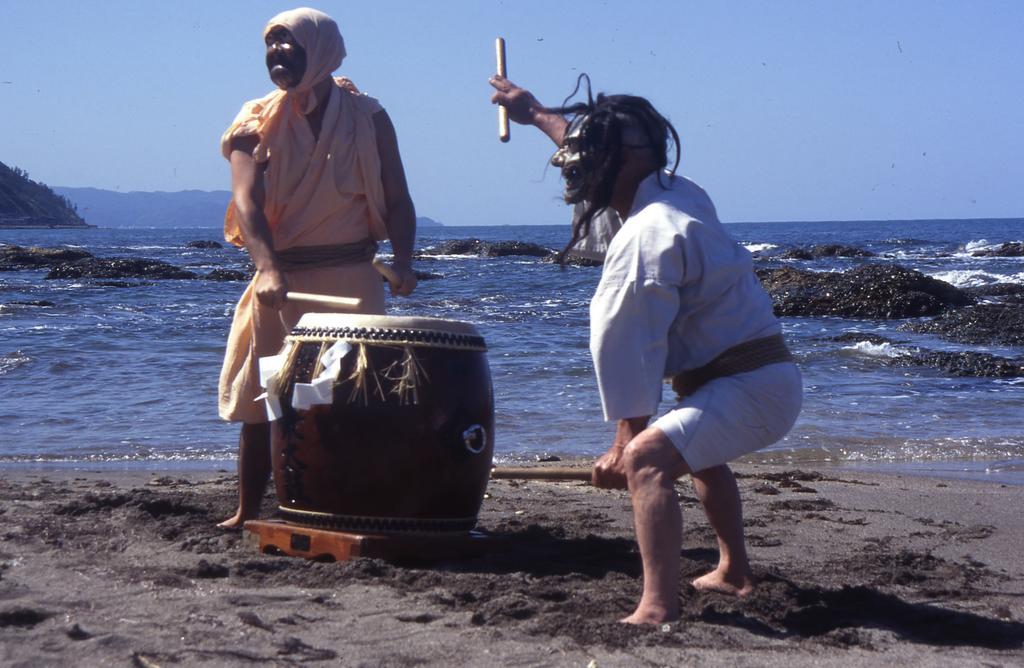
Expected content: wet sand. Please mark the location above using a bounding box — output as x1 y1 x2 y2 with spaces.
0 464 1021 666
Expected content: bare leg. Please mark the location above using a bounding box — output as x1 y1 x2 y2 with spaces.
620 428 691 625
690 464 755 596
218 422 272 529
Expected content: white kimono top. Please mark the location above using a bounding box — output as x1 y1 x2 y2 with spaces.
589 172 781 421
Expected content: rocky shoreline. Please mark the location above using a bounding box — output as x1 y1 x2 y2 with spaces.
5 239 1022 379
0 161 91 228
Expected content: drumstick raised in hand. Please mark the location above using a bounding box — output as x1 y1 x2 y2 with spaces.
496 37 509 142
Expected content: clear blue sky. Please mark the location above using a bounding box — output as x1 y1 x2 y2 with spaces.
2 1 1022 225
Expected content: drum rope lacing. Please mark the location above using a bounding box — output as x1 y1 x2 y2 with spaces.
287 326 487 352
278 506 479 534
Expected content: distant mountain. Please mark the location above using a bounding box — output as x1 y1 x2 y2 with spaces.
0 162 91 228
53 187 232 228
53 186 443 229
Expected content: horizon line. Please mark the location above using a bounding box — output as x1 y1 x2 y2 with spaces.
27 215 1022 231
42 187 1024 227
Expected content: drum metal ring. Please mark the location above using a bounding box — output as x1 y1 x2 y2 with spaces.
462 424 488 454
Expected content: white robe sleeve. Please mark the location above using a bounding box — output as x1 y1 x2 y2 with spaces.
589 221 684 421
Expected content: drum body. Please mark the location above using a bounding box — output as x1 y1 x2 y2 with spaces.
271 313 494 534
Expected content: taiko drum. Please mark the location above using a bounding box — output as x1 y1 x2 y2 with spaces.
271 313 495 534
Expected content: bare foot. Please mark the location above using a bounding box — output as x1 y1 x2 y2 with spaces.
691 569 755 597
216 510 254 530
620 605 678 625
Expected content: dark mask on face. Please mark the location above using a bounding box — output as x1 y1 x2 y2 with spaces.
265 26 308 90
550 114 592 204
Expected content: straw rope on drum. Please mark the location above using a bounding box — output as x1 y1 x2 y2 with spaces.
342 343 432 407
281 325 484 408
279 341 435 408
272 339 305 401
380 346 429 405
345 343 386 406
311 340 330 379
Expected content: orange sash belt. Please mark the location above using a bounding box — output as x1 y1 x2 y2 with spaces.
276 239 378 271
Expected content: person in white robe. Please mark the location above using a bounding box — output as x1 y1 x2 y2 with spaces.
489 75 802 625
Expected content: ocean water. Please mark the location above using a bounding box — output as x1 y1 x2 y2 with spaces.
2 219 1023 484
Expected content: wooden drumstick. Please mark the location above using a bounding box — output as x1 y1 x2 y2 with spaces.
490 466 592 482
495 37 510 143
286 291 362 309
372 257 402 287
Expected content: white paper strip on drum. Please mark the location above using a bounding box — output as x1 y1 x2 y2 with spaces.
319 340 352 375
258 345 292 389
257 342 293 421
292 376 334 410
291 340 352 410
254 390 284 421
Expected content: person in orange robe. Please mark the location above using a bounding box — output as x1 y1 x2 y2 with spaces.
217 7 418 528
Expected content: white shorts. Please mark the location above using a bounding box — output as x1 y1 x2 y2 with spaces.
652 362 803 473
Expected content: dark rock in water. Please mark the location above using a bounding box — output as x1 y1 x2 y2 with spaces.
826 331 1021 378
541 253 603 267
0 244 93 270
186 240 223 249
46 258 197 280
205 268 249 281
970 242 1024 257
757 263 974 319
837 328 1024 377
6 300 55 307
419 239 484 256
420 238 598 265
964 283 1024 304
899 304 1024 346
94 281 153 288
887 349 1024 378
999 292 1024 305
830 332 901 346
779 244 875 260
826 333 1018 381
419 239 554 258
565 256 603 267
375 269 443 282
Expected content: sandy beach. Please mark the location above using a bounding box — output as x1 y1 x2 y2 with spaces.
0 464 1021 667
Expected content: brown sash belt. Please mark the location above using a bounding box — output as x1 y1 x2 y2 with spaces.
671 333 794 399
276 239 379 271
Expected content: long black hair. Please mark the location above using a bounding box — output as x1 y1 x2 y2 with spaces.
550 76 682 263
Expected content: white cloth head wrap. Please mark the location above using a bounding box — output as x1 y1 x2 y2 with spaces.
263 7 346 113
